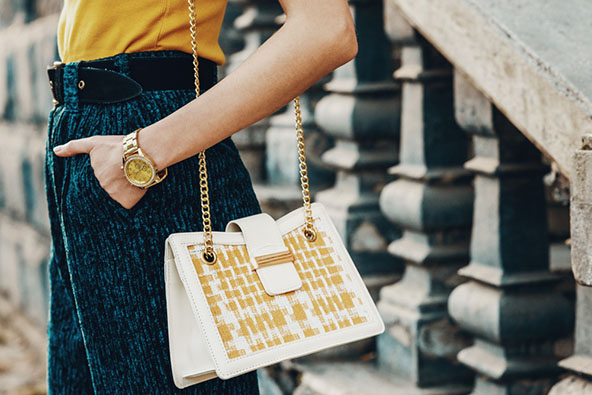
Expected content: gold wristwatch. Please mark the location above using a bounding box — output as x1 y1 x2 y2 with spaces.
121 128 168 189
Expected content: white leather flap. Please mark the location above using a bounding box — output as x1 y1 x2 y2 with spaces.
226 213 302 296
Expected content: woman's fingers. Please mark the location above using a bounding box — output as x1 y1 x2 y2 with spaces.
53 136 96 157
53 134 147 209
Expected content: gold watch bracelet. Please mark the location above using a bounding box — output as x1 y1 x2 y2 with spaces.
121 127 168 189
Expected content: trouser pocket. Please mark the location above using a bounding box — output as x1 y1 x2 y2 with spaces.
62 153 132 222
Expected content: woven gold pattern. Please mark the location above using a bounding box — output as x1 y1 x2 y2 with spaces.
187 225 370 360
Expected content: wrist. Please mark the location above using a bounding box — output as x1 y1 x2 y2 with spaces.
121 127 168 188
136 124 170 171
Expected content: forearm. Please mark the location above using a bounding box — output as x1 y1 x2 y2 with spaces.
139 1 357 170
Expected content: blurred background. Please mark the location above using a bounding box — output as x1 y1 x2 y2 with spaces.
1 0 591 394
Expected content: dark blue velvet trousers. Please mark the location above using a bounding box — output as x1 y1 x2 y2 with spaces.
44 51 261 394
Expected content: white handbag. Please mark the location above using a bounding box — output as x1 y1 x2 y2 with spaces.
163 0 385 388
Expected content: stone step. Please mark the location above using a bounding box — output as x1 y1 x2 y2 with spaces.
293 361 471 395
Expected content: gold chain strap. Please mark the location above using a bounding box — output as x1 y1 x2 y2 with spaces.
187 0 316 264
188 0 217 264
294 97 317 242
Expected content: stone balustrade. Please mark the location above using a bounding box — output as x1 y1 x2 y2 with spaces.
379 0 590 393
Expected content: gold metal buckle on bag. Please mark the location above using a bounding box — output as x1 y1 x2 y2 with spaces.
252 250 295 271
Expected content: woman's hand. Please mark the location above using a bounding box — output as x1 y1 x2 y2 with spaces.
53 136 147 209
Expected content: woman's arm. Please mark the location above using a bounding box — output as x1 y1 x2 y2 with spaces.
141 0 357 170
53 0 358 209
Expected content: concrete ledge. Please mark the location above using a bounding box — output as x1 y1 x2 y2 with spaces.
391 0 592 178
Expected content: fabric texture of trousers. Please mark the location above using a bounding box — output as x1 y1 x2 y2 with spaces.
44 50 261 394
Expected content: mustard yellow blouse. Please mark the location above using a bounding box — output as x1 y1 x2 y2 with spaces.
57 0 228 64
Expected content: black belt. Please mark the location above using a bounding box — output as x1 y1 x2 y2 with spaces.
47 55 217 105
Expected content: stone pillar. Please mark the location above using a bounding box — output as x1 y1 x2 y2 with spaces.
314 0 402 292
226 0 283 182
376 13 473 392
448 71 574 394
549 134 592 393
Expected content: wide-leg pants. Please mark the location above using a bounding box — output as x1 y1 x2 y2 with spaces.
44 51 261 394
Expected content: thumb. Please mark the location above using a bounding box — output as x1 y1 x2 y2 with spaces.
53 136 95 157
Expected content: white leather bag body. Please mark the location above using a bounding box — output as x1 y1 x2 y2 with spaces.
165 202 385 388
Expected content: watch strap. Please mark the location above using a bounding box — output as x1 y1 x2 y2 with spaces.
122 128 168 188
123 128 141 158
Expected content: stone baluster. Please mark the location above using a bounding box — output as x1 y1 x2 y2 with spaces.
314 0 402 295
448 71 574 394
376 11 474 392
225 0 283 182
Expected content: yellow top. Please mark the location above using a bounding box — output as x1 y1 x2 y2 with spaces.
57 0 228 64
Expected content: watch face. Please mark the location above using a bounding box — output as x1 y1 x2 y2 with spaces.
124 156 155 187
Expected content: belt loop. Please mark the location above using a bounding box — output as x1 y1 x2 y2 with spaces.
62 62 80 111
115 54 130 76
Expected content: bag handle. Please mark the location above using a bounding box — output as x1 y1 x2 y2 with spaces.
187 0 317 265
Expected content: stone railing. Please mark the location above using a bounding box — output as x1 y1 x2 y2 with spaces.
384 1 589 393
264 0 584 393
